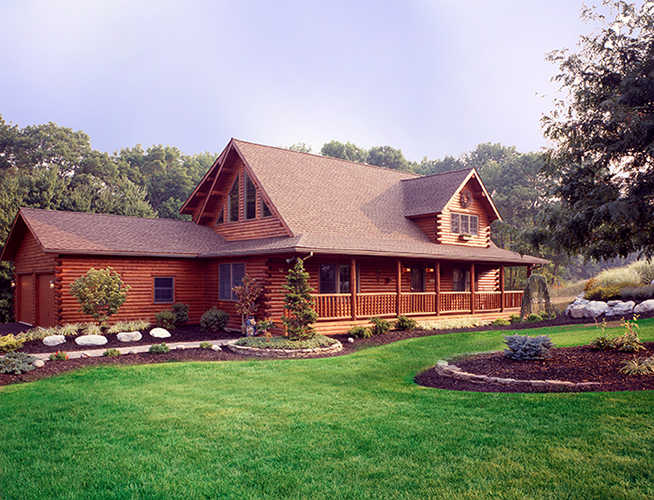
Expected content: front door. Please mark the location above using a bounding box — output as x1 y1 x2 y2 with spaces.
38 274 55 327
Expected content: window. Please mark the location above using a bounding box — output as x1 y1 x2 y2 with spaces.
219 263 245 301
452 268 471 292
262 199 273 218
450 213 478 235
245 173 256 220
215 208 224 225
228 175 239 222
320 264 352 293
153 277 174 303
410 267 425 292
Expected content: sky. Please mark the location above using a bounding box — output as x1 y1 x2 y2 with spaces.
0 0 605 163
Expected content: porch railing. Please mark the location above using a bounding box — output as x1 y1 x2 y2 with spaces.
313 290 524 320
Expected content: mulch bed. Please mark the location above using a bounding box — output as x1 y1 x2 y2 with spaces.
3 312 654 392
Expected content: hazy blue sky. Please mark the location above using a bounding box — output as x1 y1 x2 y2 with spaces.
0 1 604 162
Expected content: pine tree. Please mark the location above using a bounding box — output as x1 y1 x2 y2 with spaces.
282 259 318 340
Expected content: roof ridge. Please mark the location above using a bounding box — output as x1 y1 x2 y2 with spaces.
231 138 420 178
401 167 474 182
20 207 196 225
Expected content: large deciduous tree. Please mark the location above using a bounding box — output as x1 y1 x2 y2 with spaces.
532 0 654 260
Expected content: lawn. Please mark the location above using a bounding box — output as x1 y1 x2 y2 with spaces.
1 320 654 499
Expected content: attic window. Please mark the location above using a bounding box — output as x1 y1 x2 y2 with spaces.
215 208 224 225
451 213 478 236
228 175 239 222
245 173 256 220
262 199 273 218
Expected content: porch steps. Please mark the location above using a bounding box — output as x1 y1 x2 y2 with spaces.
315 309 520 336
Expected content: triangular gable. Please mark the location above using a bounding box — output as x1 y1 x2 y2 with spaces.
402 168 501 222
179 139 291 236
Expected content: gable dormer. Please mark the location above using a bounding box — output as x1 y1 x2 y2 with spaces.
179 140 291 241
402 168 500 248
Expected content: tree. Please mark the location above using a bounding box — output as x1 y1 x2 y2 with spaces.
531 0 654 260
320 140 368 163
282 258 318 340
367 145 414 172
232 273 263 330
286 142 313 153
70 267 131 325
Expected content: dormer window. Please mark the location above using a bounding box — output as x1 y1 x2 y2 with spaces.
451 213 478 236
228 175 239 222
245 173 256 220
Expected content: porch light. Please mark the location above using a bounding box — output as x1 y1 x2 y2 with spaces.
427 268 435 273
402 266 411 273
10 280 15 288
49 280 55 289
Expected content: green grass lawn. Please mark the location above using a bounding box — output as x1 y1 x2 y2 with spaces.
2 320 654 499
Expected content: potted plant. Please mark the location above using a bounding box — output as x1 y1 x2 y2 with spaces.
460 233 473 241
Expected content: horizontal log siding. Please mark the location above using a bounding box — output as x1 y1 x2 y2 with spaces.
56 256 207 325
437 183 491 247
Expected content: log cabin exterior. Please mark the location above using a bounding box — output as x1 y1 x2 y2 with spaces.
1 139 547 334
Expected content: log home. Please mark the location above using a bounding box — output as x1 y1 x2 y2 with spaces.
1 139 547 334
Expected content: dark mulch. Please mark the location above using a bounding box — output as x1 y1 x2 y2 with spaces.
3 312 654 391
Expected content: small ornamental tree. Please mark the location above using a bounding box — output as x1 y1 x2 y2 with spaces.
70 267 131 325
519 274 556 321
232 274 263 330
282 258 318 340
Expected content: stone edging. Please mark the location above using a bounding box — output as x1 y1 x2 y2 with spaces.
434 356 602 390
228 341 343 358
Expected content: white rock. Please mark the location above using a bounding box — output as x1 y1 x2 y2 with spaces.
43 335 66 346
128 350 137 355
33 359 45 368
586 301 609 318
348 337 355 343
634 299 654 314
117 331 142 342
607 301 635 317
211 345 222 351
570 305 587 319
75 335 108 346
149 327 171 338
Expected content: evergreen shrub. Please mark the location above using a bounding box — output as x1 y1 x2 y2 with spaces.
0 334 24 353
201 307 229 333
155 309 176 330
0 352 37 374
394 315 417 331
347 325 372 339
370 317 392 336
503 334 554 361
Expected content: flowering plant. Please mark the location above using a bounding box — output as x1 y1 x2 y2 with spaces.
49 351 69 361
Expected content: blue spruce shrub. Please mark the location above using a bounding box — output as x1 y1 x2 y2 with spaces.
503 334 554 361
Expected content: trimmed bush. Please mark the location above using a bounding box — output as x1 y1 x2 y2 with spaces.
0 352 37 374
155 309 176 330
149 343 170 354
394 315 417 331
509 314 521 324
201 307 229 333
0 334 24 353
492 318 511 326
620 284 654 301
370 317 391 336
503 334 554 361
172 303 189 325
585 285 623 301
103 348 121 357
525 313 543 323
347 325 372 339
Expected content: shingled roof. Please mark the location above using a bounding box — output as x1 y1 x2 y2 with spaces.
1 208 226 260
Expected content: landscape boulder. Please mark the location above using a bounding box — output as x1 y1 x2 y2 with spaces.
605 301 635 317
586 301 609 318
149 327 171 338
634 299 654 315
117 331 142 342
75 335 108 346
33 359 45 368
43 335 66 347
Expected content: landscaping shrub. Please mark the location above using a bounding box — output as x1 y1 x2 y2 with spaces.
83 323 102 336
200 307 229 333
614 319 644 352
57 323 82 336
0 352 37 374
172 303 189 325
347 325 372 339
234 335 337 349
503 334 554 361
492 318 511 326
620 284 654 301
69 267 131 324
282 259 318 340
0 334 24 353
509 313 521 324
525 313 543 323
103 348 121 357
149 343 170 354
49 351 69 361
370 317 392 336
620 356 654 375
394 315 417 331
590 334 617 351
155 309 176 330
199 342 213 349
585 285 623 301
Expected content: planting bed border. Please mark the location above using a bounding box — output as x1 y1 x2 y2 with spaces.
434 354 602 390
228 340 343 358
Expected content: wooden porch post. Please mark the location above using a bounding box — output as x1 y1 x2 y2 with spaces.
435 261 440 316
396 259 402 316
470 263 476 314
500 265 505 312
350 258 357 322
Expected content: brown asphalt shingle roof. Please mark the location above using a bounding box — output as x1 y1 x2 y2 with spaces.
3 208 226 259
